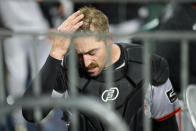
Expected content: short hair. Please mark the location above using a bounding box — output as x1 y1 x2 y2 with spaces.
79 7 109 33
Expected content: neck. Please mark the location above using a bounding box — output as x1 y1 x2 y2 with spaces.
105 43 121 67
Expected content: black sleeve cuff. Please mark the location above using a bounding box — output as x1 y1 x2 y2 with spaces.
47 55 62 67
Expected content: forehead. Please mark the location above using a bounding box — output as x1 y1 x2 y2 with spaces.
74 37 105 53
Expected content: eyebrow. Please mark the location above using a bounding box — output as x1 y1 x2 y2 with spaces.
78 48 98 55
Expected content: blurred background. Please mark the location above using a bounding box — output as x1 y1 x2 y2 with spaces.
0 0 196 131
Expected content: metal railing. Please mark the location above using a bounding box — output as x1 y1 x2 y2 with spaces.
1 30 196 130
0 30 196 131
186 85 196 129
0 30 130 131
1 1 196 131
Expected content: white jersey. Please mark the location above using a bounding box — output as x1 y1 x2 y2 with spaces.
0 1 48 31
144 79 181 121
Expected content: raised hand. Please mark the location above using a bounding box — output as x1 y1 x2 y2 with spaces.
50 10 84 60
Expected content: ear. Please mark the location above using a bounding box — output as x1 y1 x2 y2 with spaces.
103 32 113 46
108 32 114 45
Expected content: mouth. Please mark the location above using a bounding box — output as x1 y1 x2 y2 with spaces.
87 67 98 73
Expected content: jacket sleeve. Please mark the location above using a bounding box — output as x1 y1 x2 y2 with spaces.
22 55 64 123
150 54 170 86
146 79 181 131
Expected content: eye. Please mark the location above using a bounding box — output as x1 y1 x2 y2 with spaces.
89 52 95 56
78 54 83 60
88 50 97 56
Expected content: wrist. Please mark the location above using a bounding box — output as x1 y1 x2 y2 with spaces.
49 49 65 60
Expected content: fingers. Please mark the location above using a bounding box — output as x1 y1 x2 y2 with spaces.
72 21 83 32
71 13 84 26
57 10 84 33
67 10 81 21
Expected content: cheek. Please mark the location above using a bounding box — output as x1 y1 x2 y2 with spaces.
96 51 107 65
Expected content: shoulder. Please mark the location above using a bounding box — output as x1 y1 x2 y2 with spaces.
119 43 143 63
150 54 169 86
119 43 169 86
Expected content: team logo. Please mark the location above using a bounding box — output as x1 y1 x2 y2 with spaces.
166 88 177 103
101 87 119 102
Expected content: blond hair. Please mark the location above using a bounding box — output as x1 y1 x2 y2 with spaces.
79 7 109 33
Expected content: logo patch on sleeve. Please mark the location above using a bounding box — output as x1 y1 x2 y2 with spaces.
166 88 177 103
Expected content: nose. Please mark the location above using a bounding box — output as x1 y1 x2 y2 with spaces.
83 55 92 67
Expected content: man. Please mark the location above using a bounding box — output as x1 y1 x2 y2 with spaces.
22 7 181 131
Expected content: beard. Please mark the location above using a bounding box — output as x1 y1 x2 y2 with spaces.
86 63 99 69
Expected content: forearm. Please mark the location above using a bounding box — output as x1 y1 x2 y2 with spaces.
24 55 61 95
22 55 62 123
22 9 84 123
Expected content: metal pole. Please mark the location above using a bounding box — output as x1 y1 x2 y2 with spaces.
180 39 189 131
69 35 78 131
32 35 42 122
1 30 196 41
0 96 130 131
143 39 151 131
186 85 196 129
105 35 114 109
180 39 189 104
0 0 194 3
0 38 6 127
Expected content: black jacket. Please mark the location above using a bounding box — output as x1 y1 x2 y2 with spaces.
22 43 178 131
